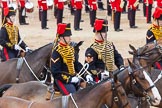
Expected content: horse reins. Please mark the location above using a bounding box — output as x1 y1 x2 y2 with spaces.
109 79 129 108
128 66 155 98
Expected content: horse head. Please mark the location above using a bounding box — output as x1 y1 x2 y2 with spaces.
127 59 161 106
129 43 162 72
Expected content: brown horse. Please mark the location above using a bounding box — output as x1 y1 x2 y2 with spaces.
0 59 161 107
129 42 162 107
0 43 53 86
0 78 131 108
115 59 161 107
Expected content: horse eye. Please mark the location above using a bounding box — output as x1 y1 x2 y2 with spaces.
144 53 150 57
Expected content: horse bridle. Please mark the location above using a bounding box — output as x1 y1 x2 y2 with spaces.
135 42 162 69
109 79 129 108
128 65 155 98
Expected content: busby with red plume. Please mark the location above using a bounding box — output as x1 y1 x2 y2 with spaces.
57 23 72 37
4 7 16 18
153 7 162 20
93 19 108 32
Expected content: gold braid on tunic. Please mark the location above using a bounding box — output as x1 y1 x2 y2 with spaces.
57 45 75 76
91 41 114 72
3 23 19 48
150 24 162 41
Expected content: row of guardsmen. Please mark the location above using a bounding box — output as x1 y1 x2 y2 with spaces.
1 0 162 31
37 0 162 32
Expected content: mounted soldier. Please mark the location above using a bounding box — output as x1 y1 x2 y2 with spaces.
0 6 31 62
50 23 84 95
84 19 125 82
146 7 162 69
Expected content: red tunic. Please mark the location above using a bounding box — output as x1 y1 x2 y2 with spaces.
127 0 138 10
71 0 83 10
41 0 48 10
54 0 64 10
110 0 122 12
2 0 8 8
88 0 97 10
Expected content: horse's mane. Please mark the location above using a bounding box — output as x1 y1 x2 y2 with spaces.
74 78 111 99
137 41 157 55
26 43 53 56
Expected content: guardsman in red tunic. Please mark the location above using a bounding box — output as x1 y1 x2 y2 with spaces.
143 0 153 23
88 0 97 27
127 0 138 28
16 0 29 25
71 0 83 31
110 0 123 32
54 0 64 24
38 0 42 21
40 0 48 29
1 0 9 24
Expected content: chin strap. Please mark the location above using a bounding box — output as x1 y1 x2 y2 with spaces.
63 37 68 45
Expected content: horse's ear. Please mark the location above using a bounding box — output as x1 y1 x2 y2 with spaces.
76 41 84 47
128 51 134 55
129 44 137 54
142 45 148 53
127 59 133 67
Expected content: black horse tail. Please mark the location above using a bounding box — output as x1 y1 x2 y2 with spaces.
0 84 12 97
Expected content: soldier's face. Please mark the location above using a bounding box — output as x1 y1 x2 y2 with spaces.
60 36 71 44
101 32 107 40
9 15 16 23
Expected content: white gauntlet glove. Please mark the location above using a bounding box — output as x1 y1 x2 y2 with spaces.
25 47 30 52
14 44 20 50
71 76 79 83
101 70 109 80
86 74 93 82
119 65 125 71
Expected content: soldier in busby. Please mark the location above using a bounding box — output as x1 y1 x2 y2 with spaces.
146 7 162 69
50 23 83 95
0 7 31 61
84 19 124 82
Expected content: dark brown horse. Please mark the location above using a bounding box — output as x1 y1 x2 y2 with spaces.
115 59 161 107
0 78 131 108
0 43 53 86
0 59 161 107
129 42 162 107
